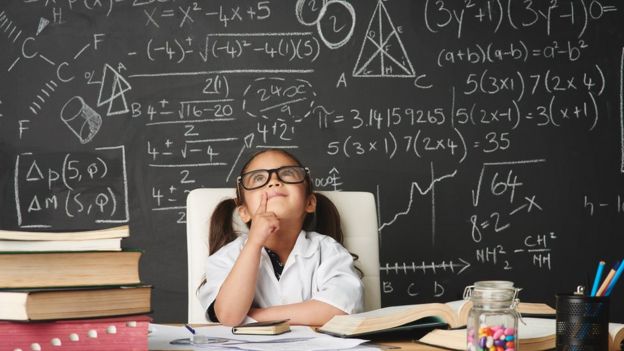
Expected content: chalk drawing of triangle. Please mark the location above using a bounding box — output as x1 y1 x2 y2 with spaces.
106 76 130 116
25 160 44 181
97 64 131 108
353 0 415 78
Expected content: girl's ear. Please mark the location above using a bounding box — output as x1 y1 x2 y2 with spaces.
305 193 317 214
238 205 252 223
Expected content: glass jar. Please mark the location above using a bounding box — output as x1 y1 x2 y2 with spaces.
463 281 520 351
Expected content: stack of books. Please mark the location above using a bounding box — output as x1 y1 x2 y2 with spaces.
0 225 151 350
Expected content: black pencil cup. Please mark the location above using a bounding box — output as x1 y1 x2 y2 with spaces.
556 294 609 351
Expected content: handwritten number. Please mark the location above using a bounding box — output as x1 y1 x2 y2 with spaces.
522 0 539 27
177 211 186 224
308 0 320 12
329 15 345 32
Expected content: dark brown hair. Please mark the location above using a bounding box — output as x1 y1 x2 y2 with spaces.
208 149 344 254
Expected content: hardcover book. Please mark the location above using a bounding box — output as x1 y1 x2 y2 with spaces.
318 300 554 338
0 285 152 321
0 250 142 288
0 315 150 351
232 319 291 335
0 237 122 252
0 225 129 241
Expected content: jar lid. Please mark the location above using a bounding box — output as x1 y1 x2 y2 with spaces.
464 280 520 302
475 280 514 288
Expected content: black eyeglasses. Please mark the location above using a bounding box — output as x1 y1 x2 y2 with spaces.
237 166 309 190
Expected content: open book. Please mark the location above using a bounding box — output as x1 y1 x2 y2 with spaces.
418 319 624 351
419 317 555 351
318 300 555 338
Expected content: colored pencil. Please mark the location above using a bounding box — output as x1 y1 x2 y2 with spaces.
590 261 606 296
596 261 619 296
605 259 624 296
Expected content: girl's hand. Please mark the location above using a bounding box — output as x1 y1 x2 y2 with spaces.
246 192 279 248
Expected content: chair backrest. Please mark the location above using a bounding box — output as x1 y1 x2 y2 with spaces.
186 188 381 324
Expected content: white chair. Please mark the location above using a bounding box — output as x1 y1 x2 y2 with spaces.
186 188 381 324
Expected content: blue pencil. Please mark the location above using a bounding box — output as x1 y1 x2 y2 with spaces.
590 261 606 296
605 259 624 296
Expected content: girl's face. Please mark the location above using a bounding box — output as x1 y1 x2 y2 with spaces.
238 151 316 223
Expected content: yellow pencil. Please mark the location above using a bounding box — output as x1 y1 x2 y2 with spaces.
596 262 619 296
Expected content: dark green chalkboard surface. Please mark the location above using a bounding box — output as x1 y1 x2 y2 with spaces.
1 0 623 322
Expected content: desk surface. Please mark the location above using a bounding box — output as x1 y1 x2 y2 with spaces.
373 340 447 351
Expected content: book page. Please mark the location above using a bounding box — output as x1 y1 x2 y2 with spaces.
319 303 458 335
442 300 555 327
445 300 469 315
0 225 129 240
609 323 624 351
418 329 464 350
518 317 555 340
333 304 448 321
344 305 422 319
446 300 470 323
517 302 556 315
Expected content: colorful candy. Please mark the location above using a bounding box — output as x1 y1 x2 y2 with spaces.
467 325 517 351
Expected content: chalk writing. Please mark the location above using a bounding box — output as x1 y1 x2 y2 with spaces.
2 0 623 318
14 146 129 228
296 0 355 50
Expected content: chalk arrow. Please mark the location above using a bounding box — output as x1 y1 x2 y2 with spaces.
244 133 254 149
456 257 471 275
36 17 49 36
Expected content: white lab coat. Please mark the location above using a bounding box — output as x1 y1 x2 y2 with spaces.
197 230 364 322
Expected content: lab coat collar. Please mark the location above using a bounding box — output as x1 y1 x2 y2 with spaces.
290 230 319 258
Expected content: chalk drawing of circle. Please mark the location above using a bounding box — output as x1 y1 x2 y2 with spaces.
295 0 325 26
242 77 317 124
60 96 102 144
316 0 356 50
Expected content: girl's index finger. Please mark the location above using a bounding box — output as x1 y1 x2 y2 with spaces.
256 191 268 215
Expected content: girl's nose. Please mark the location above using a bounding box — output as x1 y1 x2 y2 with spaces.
267 172 282 187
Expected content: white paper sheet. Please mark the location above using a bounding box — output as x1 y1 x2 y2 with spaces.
148 324 375 351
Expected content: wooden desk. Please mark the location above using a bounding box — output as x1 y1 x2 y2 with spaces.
373 340 447 350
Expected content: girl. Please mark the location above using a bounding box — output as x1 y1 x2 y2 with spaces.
197 149 363 326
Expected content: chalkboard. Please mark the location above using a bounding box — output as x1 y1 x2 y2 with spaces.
1 0 623 323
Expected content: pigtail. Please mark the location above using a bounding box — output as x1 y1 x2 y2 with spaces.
307 193 343 244
197 197 239 294
209 198 239 255
307 193 362 277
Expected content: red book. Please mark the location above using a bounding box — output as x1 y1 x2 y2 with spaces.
0 315 150 351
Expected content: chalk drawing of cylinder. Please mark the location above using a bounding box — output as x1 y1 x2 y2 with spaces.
60 96 102 144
